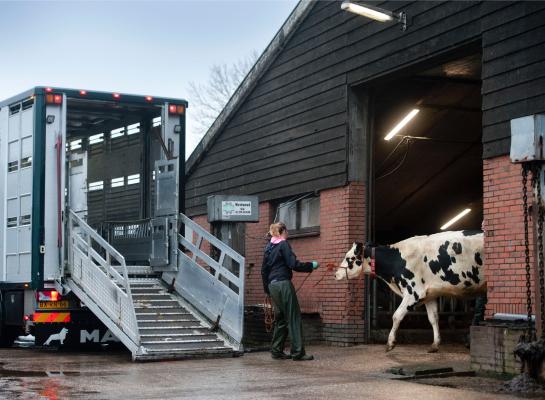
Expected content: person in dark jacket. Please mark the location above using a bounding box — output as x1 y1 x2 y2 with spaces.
261 222 319 361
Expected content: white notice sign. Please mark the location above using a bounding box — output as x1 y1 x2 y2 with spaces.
221 201 252 218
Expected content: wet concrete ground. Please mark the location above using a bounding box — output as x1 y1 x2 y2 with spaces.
0 344 535 399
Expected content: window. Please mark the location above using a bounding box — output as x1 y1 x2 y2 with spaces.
20 157 32 168
7 161 18 173
88 181 104 191
127 123 140 135
110 127 125 139
89 133 104 145
276 194 320 237
127 174 140 185
20 214 31 226
69 139 82 151
111 177 124 188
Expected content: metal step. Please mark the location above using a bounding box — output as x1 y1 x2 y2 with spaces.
134 347 235 361
138 320 202 328
139 326 210 334
131 288 165 295
128 278 237 359
141 339 227 350
140 333 219 341
128 280 161 287
133 300 181 308
116 265 155 275
131 289 172 298
135 306 184 312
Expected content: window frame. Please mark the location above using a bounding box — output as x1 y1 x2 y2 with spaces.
275 194 320 238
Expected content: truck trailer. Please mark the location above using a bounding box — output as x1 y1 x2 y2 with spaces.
0 87 244 360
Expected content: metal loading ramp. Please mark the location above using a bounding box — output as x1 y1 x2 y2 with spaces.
65 210 245 361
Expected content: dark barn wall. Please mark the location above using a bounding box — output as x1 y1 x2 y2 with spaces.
481 1 545 158
186 1 545 216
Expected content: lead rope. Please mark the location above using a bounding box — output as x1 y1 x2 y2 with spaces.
264 296 275 333
263 263 336 333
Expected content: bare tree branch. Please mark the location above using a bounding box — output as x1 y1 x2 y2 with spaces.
188 51 259 140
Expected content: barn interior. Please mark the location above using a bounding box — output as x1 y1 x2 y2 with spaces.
365 52 483 339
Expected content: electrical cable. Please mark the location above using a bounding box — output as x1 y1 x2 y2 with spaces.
376 138 411 180
273 192 315 223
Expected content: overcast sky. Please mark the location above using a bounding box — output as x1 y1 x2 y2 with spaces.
0 0 298 155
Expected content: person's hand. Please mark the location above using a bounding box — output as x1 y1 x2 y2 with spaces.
311 261 319 270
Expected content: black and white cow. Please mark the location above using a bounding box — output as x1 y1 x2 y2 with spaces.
335 230 485 352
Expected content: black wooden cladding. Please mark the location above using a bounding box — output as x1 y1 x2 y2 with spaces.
186 0 545 216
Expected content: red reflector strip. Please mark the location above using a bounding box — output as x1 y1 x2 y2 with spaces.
33 312 70 323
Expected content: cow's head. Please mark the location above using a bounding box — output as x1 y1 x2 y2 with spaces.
335 241 373 280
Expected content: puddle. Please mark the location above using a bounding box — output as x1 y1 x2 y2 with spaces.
0 367 81 378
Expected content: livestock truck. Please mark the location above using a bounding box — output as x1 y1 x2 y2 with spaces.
0 87 244 360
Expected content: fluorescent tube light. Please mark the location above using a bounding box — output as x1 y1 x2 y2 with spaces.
341 2 393 22
384 109 419 141
440 208 471 230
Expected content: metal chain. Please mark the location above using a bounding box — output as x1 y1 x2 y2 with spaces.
522 163 534 340
535 163 545 339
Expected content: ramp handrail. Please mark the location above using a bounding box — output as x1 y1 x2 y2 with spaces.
174 213 245 345
67 210 140 346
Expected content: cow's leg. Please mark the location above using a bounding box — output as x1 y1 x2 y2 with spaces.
386 295 413 352
425 300 440 353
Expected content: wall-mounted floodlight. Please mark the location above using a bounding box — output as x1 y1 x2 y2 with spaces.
384 109 419 141
341 1 407 31
440 208 471 230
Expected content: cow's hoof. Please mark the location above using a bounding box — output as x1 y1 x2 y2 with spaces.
386 344 395 352
427 346 439 353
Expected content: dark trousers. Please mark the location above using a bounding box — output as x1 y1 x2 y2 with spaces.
268 280 305 358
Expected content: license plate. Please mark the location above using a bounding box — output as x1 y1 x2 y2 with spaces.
38 300 69 309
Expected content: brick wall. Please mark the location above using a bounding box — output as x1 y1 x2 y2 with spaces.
483 155 536 318
470 322 524 374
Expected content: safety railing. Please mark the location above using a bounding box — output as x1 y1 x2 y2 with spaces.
67 210 140 346
174 213 245 346
101 219 152 241
100 219 152 265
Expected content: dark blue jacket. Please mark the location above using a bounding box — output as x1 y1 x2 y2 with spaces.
261 240 313 294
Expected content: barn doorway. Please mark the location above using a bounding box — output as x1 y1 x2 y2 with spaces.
365 52 483 343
